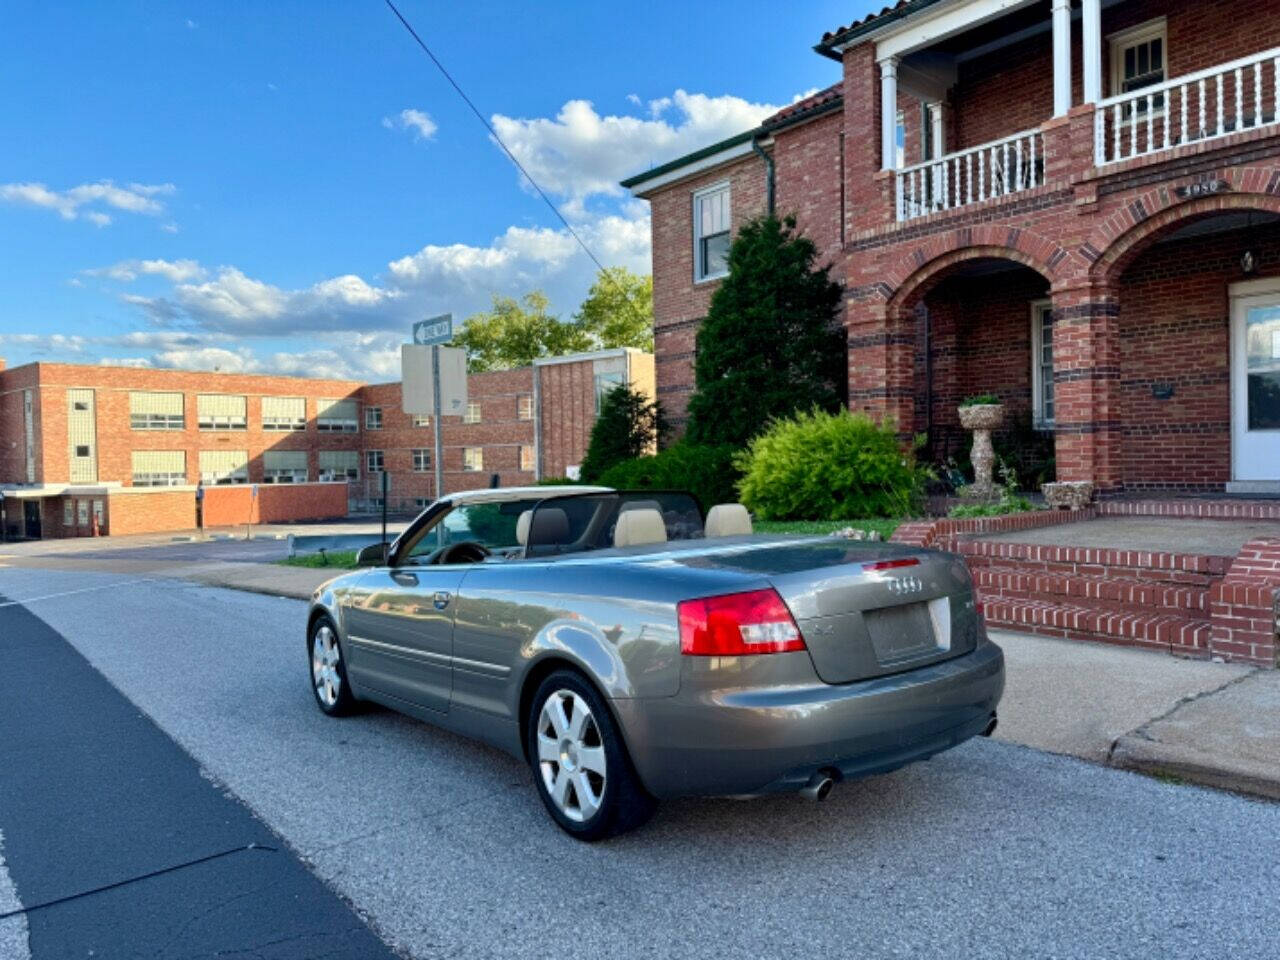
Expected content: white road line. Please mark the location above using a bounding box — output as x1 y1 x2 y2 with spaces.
0 577 165 610
0 830 31 960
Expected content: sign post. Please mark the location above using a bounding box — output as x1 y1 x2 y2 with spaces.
405 315 461 503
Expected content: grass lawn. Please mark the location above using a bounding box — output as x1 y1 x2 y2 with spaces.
279 549 360 569
754 518 900 540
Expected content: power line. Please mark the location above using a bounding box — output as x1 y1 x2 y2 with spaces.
384 0 609 276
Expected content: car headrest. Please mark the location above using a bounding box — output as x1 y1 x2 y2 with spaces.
705 503 752 537
515 510 533 546
613 508 667 547
523 507 570 548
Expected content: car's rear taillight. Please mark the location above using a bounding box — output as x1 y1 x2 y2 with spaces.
678 588 807 656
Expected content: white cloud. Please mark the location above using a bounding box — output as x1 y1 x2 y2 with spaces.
383 108 438 141
89 258 207 283
489 89 789 201
0 180 176 225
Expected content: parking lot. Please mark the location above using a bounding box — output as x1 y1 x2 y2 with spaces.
2 567 1277 958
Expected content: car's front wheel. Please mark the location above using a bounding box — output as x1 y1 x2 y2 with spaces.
309 615 358 716
527 669 655 841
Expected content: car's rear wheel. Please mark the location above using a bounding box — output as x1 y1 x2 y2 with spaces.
527 669 655 841
309 616 358 716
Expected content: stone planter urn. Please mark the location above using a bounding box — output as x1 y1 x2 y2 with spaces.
1041 480 1095 510
958 402 1005 499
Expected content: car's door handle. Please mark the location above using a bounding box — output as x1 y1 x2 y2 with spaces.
392 571 418 587
433 591 451 610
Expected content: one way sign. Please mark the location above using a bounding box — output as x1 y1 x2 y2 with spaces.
412 314 453 346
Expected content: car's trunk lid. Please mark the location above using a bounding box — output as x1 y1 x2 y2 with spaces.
766 547 980 684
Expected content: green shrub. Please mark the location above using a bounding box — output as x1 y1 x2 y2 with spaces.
597 443 741 512
735 409 927 520
536 476 577 486
959 393 1000 407
579 384 664 482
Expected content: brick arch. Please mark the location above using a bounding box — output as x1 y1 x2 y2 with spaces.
1086 172 1280 282
883 232 1067 318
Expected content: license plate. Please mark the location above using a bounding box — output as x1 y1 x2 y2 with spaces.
864 602 940 665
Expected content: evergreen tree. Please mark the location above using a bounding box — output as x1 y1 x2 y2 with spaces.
579 385 664 482
685 215 845 447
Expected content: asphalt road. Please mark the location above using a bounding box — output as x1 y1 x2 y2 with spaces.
2 568 1278 959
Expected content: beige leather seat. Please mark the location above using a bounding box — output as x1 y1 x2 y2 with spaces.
705 503 752 537
613 508 668 547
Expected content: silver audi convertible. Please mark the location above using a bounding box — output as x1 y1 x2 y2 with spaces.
306 486 1004 840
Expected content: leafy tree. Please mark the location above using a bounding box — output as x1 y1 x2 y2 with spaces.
579 385 664 482
455 292 591 372
685 215 845 447
575 266 654 352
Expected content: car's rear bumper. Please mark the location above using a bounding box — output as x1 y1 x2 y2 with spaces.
611 638 1005 798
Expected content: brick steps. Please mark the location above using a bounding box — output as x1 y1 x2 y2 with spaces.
980 596 1212 655
953 538 1230 587
972 566 1208 613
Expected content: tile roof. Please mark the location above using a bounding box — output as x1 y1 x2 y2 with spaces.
761 83 843 129
816 0 945 56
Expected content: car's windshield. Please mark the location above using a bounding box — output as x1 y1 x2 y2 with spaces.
404 498 546 559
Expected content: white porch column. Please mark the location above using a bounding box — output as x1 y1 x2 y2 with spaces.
1052 0 1073 116
1082 0 1102 103
880 56 900 171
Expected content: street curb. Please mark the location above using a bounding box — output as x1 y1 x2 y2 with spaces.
1109 735 1280 801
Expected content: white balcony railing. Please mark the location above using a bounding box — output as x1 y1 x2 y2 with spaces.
895 129 1044 222
1096 46 1280 166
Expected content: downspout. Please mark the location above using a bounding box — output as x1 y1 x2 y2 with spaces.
751 135 775 215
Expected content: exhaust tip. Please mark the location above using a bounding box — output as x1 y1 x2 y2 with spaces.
982 715 998 737
800 769 837 802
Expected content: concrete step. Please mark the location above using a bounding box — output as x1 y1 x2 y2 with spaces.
980 596 1212 657
972 566 1209 613
955 538 1230 587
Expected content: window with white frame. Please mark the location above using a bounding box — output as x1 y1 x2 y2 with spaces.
365 406 383 430
366 449 384 475
463 401 481 424
693 182 731 281
316 398 358 432
197 394 247 431
518 395 533 420
593 370 624 414
263 450 308 483
1031 301 1055 429
129 391 184 430
262 396 306 431
413 414 431 427
462 447 483 472
414 497 431 509
318 450 359 481
412 448 431 472
520 445 535 472
198 449 249 485
131 450 187 487
1111 19 1166 119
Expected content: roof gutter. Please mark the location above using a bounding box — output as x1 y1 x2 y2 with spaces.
750 135 775 216
813 0 948 60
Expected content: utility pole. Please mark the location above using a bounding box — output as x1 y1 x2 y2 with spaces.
432 342 444 502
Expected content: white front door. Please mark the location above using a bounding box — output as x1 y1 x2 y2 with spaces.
1231 281 1280 481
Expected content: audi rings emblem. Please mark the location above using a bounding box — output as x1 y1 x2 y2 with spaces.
886 576 924 596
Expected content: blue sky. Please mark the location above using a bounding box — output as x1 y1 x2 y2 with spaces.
0 1 870 380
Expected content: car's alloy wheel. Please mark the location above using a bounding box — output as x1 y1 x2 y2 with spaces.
308 616 357 716
312 624 342 707
527 669 656 841
536 690 607 822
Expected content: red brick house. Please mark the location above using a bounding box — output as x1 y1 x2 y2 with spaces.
624 0 1280 496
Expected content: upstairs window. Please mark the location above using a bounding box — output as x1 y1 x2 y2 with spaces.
132 451 186 487
130 391 184 430
413 414 431 427
1111 19 1166 118
693 182 730 282
263 450 308 483
197 394 247 431
413 448 431 472
518 395 533 420
318 450 359 481
365 406 383 430
462 447 483 472
317 398 358 432
199 449 249 485
463 401 481 424
262 396 306 431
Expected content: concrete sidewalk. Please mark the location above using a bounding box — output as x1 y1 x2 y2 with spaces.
2 545 1276 802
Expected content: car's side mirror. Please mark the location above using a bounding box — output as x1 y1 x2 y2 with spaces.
356 542 389 567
